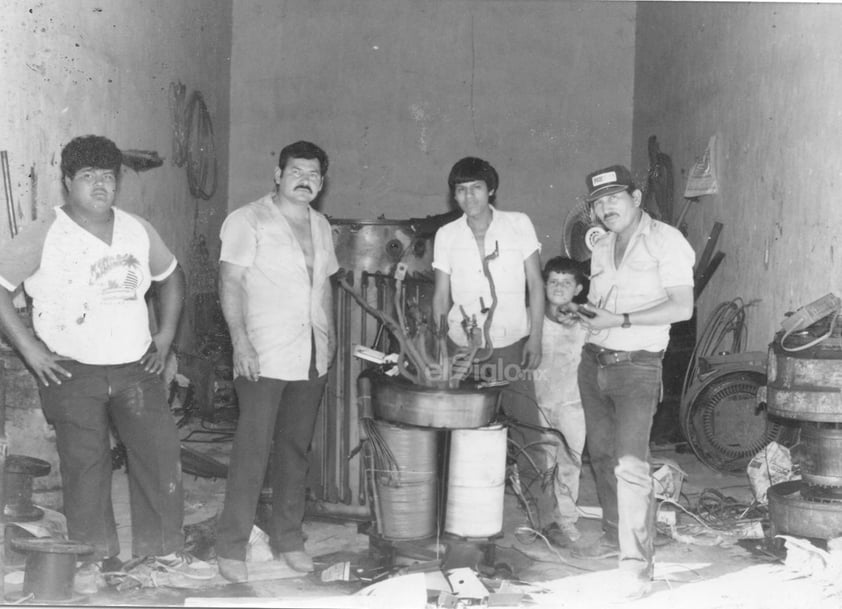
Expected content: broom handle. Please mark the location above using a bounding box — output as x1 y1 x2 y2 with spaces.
675 197 697 228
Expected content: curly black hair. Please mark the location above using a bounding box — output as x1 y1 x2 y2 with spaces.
60 135 122 182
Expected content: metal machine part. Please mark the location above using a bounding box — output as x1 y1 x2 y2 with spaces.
680 352 788 473
768 480 842 539
313 218 441 508
330 218 434 278
766 325 842 538
370 374 501 429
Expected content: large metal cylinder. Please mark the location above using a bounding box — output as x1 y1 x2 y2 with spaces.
370 374 501 429
766 329 842 538
370 420 440 541
800 425 842 487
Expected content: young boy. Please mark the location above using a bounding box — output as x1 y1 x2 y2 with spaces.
533 256 589 547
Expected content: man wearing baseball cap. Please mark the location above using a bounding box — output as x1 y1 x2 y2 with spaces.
571 164 695 601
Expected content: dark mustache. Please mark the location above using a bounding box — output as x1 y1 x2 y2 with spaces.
295 184 313 192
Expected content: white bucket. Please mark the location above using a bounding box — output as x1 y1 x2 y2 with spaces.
444 424 507 538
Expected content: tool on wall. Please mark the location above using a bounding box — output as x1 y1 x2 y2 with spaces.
677 135 720 233
642 135 674 222
121 150 164 172
2 150 19 238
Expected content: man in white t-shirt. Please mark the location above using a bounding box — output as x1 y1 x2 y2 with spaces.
0 135 207 587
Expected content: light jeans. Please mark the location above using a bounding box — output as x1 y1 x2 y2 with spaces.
578 343 662 577
536 400 586 525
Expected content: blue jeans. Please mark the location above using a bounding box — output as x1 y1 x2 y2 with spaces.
39 357 184 560
216 371 327 560
578 343 662 576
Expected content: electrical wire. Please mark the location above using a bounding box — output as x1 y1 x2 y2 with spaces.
681 298 754 406
185 90 217 200
511 526 595 571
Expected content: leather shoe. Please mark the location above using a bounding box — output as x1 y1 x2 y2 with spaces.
282 550 314 573
543 521 582 548
217 557 248 583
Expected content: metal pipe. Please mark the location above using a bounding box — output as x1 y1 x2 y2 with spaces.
2 151 18 238
341 272 353 504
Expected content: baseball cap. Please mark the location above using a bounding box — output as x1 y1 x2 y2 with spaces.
584 165 635 202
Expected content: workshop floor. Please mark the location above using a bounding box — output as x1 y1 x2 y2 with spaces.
8 437 842 607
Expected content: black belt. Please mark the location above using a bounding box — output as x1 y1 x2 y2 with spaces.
584 343 663 367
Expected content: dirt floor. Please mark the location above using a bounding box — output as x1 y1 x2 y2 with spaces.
5 427 842 607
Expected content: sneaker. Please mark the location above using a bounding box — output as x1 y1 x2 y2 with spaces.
73 562 104 596
152 551 216 580
571 534 620 560
543 521 582 548
217 557 248 583
281 550 314 573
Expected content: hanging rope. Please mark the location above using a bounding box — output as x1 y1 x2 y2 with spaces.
185 90 217 200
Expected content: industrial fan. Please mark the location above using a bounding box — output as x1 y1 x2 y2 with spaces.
561 201 606 262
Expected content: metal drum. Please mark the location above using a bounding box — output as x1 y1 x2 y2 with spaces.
800 424 842 487
371 374 501 429
766 327 842 538
766 336 842 423
370 420 440 540
444 424 508 538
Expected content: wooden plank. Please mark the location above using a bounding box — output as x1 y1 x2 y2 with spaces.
694 251 725 300
694 221 723 280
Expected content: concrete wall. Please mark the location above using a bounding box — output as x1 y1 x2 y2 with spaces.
0 0 232 502
229 0 636 257
0 0 232 346
633 3 842 349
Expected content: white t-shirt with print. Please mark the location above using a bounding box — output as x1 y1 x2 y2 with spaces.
0 207 177 365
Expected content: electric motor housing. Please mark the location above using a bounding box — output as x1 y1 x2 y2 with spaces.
680 351 790 474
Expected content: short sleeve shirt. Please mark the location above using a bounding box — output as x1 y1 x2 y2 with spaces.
219 194 339 380
432 207 541 349
535 318 587 411
0 207 177 364
587 211 695 352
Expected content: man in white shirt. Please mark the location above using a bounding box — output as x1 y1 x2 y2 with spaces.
432 157 545 502
215 141 338 582
572 165 694 601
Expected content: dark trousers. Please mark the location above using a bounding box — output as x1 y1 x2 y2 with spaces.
216 371 327 560
578 343 662 576
39 359 184 560
470 338 551 526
